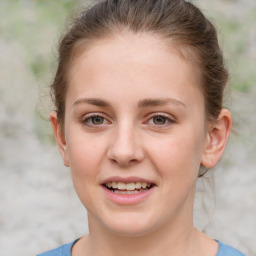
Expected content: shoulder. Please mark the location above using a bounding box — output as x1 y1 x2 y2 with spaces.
217 240 246 256
36 240 78 256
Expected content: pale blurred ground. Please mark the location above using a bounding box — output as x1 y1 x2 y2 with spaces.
0 0 255 255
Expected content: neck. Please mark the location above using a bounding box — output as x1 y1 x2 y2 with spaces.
82 212 201 256
74 189 217 256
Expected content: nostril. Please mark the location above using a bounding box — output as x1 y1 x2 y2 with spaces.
110 158 118 164
129 159 140 165
109 157 139 167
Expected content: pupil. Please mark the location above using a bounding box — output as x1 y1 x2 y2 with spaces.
153 116 166 125
92 116 103 124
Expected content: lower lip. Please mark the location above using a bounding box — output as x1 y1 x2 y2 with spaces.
102 186 156 205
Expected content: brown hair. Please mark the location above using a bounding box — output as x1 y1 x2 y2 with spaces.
52 0 228 129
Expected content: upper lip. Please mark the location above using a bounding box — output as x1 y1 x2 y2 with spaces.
101 176 156 185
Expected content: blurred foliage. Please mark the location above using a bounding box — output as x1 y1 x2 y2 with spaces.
0 0 77 142
0 0 255 142
0 0 76 78
214 10 256 92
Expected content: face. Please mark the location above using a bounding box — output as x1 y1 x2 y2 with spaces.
53 33 212 236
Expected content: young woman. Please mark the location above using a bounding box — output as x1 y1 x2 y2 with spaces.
37 0 245 255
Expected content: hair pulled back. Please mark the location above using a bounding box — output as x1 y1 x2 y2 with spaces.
52 0 228 128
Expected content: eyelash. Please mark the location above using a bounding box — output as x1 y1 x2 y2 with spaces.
81 113 110 127
81 113 176 128
146 113 176 127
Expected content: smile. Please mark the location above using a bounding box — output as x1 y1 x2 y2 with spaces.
104 182 153 194
101 176 156 204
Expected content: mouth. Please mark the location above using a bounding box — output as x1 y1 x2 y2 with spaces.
101 177 156 204
103 181 155 195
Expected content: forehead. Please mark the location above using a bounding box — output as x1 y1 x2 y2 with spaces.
67 33 203 106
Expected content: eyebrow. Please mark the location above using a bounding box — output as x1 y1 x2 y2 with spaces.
137 98 186 108
73 98 111 107
72 97 186 108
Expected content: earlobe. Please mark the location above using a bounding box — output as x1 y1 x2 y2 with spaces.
49 111 70 167
201 109 232 168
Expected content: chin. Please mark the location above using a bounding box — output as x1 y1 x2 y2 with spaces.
98 211 163 238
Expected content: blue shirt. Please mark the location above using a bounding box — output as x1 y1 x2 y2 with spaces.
37 240 246 256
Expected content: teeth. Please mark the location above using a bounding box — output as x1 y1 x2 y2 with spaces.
125 183 135 191
142 183 147 189
105 181 152 191
113 188 151 194
135 182 142 189
117 182 126 190
112 181 118 189
114 190 140 194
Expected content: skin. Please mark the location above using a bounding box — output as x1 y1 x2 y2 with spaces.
50 33 232 256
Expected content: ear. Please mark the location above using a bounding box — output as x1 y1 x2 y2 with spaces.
49 111 70 167
201 109 232 168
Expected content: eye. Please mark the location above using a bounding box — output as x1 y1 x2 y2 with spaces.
147 114 175 126
90 116 105 125
82 114 109 127
152 116 168 125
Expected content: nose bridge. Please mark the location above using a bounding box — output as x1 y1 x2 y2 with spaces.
107 118 143 166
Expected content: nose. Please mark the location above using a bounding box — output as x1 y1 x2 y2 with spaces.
107 123 144 167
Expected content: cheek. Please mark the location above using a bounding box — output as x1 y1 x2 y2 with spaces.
146 133 203 211
65 134 107 210
66 132 107 182
147 131 204 181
